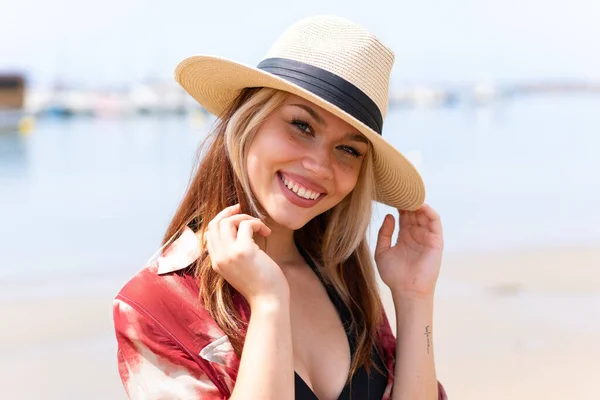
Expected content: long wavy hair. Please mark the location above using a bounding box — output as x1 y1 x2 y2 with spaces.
163 87 384 379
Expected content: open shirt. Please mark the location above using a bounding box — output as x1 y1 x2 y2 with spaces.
113 227 448 399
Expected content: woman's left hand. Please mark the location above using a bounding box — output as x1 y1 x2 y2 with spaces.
374 204 444 299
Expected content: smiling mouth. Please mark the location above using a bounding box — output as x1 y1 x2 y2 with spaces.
278 172 323 201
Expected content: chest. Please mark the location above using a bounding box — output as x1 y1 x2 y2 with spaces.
285 266 351 400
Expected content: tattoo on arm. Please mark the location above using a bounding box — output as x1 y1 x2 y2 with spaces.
424 325 431 354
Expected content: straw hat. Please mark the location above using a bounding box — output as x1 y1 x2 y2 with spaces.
174 15 425 210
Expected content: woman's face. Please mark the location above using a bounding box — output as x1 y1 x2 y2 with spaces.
246 94 369 230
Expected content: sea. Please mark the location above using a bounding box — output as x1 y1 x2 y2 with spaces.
1 95 600 298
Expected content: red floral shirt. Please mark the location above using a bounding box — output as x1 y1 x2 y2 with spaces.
113 227 448 399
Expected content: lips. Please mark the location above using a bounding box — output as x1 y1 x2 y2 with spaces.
280 176 321 200
276 171 327 208
278 172 327 194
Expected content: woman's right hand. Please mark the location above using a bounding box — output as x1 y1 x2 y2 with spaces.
203 204 289 309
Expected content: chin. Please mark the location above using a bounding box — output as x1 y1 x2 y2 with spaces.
262 201 315 231
268 209 311 231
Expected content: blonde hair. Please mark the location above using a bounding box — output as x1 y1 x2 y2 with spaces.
164 87 384 380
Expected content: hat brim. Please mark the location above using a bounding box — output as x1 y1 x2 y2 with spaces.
175 55 425 210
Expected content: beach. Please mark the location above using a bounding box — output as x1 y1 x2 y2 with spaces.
1 244 598 400
394 245 600 400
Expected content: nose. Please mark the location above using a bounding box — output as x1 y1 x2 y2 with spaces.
301 146 334 180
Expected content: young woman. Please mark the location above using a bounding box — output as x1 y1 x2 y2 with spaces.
114 15 448 400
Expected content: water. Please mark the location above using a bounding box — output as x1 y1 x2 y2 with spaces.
1 96 600 290
377 96 600 251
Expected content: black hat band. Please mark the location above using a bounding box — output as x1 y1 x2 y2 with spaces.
257 58 383 134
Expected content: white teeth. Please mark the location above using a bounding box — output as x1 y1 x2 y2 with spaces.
303 190 319 200
279 174 322 201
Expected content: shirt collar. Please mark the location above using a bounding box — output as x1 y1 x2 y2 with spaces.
153 226 202 275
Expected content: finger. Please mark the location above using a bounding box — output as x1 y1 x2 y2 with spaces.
207 204 242 258
419 203 439 220
219 214 266 242
408 211 418 226
236 219 272 246
399 209 410 229
210 204 241 227
375 214 395 258
235 216 271 238
204 230 220 271
411 226 430 245
420 204 443 235
398 209 411 243
416 208 429 227
207 221 223 262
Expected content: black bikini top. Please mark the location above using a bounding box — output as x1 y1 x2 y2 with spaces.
294 246 388 400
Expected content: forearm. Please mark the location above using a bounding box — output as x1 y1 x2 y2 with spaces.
230 297 294 400
391 294 438 400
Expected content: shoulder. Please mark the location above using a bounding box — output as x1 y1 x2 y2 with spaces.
113 268 228 399
113 226 226 349
116 263 190 316
114 227 205 331
114 262 224 352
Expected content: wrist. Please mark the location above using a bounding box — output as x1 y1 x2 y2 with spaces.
391 289 435 304
392 294 434 320
249 292 290 314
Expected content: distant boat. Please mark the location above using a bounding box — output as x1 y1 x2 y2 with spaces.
0 74 26 132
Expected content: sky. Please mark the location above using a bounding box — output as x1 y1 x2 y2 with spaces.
1 0 599 87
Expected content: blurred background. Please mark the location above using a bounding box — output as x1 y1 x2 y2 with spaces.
1 0 599 399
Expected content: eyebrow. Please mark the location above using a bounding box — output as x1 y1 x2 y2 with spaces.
288 103 368 144
345 133 369 144
289 103 326 126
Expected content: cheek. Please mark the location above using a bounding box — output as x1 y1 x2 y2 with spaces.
340 175 359 198
246 138 273 195
245 153 260 181
259 132 305 169
245 131 296 188
244 155 260 204
337 162 362 194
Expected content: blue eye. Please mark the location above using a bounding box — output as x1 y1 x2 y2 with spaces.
291 118 363 158
338 145 362 158
291 119 313 135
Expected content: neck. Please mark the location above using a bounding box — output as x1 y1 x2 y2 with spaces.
259 220 304 267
